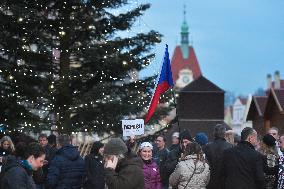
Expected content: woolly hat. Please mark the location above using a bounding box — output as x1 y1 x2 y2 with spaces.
195 132 209 146
263 134 276 147
180 129 192 141
172 132 180 139
104 138 128 155
139 142 153 150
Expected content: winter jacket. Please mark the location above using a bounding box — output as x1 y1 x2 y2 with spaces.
142 159 162 189
169 154 210 189
46 144 85 189
222 141 265 189
153 147 169 187
203 137 233 189
84 154 105 189
104 152 144 189
168 144 180 152
0 155 36 189
153 148 169 168
261 152 279 189
158 145 181 189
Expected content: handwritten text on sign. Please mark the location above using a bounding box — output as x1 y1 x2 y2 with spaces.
122 119 144 137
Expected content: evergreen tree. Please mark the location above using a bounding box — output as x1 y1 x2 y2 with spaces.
0 0 168 134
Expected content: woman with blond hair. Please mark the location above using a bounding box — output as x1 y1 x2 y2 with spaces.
169 142 210 189
0 136 15 156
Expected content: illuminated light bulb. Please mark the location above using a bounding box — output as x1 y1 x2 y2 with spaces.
50 84 54 89
59 31 66 36
8 75 13 80
88 25 95 29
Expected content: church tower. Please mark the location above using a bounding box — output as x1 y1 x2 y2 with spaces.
171 6 202 89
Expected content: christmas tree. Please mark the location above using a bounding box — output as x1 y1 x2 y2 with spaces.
0 0 171 134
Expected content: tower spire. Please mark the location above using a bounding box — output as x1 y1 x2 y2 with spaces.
181 4 189 46
180 4 190 58
183 4 186 23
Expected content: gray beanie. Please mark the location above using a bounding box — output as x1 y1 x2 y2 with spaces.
104 138 128 155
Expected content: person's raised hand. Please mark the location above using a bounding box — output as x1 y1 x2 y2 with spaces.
105 156 118 169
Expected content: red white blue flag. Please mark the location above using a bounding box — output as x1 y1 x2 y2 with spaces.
145 45 174 124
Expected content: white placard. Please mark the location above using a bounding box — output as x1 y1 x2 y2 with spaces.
122 119 144 137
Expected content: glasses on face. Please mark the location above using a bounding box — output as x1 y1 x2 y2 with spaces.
270 133 277 136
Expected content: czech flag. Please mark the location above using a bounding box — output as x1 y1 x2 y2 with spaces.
145 45 174 124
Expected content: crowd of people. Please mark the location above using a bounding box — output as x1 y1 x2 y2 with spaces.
0 124 283 189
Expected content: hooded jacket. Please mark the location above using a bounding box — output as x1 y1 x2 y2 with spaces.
46 144 85 189
0 155 36 189
104 152 144 189
169 155 210 189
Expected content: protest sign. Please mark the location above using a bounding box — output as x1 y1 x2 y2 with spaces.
122 119 144 137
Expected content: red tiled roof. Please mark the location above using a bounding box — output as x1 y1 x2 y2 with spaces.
171 46 202 84
273 89 284 111
254 96 268 115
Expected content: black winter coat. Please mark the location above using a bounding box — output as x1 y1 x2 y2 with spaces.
153 148 169 187
46 144 85 189
84 154 105 189
222 141 265 189
104 152 144 189
0 156 36 189
203 137 233 189
160 145 182 187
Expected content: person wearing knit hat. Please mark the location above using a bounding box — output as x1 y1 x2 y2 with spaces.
263 134 276 147
104 138 128 156
172 132 179 139
169 132 180 152
84 141 105 189
180 129 193 149
139 142 153 151
104 138 144 189
138 142 162 189
180 130 192 141
195 132 209 146
259 134 279 189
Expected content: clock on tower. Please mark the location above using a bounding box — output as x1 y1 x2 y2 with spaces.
176 68 193 89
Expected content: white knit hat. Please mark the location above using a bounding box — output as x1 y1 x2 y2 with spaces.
172 132 180 138
139 142 153 150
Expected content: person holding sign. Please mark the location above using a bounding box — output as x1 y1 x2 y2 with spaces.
139 142 162 189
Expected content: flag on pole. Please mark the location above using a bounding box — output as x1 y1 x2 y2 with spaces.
145 45 174 124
